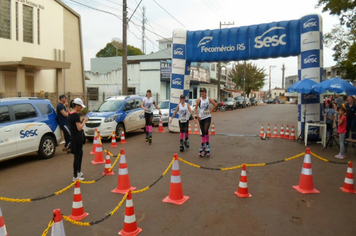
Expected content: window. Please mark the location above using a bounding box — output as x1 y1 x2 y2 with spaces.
167 43 171 48
124 99 135 111
35 103 53 116
211 64 215 71
16 2 19 40
134 99 142 108
127 87 136 95
0 0 11 39
87 87 99 101
37 9 40 44
0 106 10 124
13 104 37 120
23 5 33 43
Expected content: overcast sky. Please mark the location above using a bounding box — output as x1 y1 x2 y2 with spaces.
62 0 340 89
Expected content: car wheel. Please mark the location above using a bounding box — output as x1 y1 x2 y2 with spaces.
116 123 125 141
38 135 56 159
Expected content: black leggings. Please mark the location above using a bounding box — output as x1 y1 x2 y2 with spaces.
73 147 83 177
179 121 189 133
199 117 211 137
145 112 153 126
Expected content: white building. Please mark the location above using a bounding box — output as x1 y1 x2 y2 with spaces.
0 0 85 99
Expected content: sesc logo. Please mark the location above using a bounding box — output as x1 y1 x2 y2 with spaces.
254 27 286 49
330 84 341 89
174 48 184 56
172 77 182 86
303 54 318 64
197 36 213 48
20 124 38 139
303 18 317 29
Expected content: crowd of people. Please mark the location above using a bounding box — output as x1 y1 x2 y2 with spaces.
323 95 356 159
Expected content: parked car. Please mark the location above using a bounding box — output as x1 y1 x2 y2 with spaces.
245 98 251 107
258 100 264 104
234 96 246 108
153 100 169 126
250 97 258 106
0 97 62 162
266 98 274 104
83 95 145 139
188 99 197 118
223 97 237 110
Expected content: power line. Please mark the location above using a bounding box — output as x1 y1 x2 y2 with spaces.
67 0 122 19
152 0 185 28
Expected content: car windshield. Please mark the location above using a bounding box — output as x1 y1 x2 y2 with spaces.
235 96 244 100
250 98 256 101
224 98 234 102
158 101 169 109
95 100 124 112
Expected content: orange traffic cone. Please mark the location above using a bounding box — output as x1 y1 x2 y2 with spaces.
120 129 127 144
259 124 265 138
118 190 142 236
0 206 8 236
112 149 136 194
163 154 189 205
290 126 296 140
102 151 114 176
91 139 105 165
284 125 290 139
340 162 356 193
90 128 99 155
193 123 199 135
69 181 89 220
293 148 320 194
279 125 285 138
234 164 252 198
188 123 192 134
272 124 278 138
111 131 118 148
51 209 66 236
210 123 216 135
158 116 165 133
266 124 271 138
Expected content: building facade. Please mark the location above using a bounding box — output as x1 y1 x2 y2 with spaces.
0 0 85 99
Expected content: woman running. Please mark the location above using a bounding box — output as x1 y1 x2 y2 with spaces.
141 89 161 144
195 88 217 156
170 94 197 152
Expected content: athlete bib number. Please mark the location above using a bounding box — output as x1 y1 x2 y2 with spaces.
202 110 210 117
181 117 187 123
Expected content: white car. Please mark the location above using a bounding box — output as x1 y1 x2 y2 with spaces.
84 95 145 139
0 98 61 161
188 99 197 118
153 100 169 126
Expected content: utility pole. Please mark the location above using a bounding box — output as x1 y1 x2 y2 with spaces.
281 63 285 89
243 61 246 98
217 21 234 102
141 6 146 54
269 65 276 98
122 0 128 95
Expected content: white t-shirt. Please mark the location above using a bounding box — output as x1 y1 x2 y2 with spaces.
198 97 211 120
178 103 189 123
143 97 155 113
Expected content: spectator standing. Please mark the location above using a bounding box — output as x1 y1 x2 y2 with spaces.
335 95 343 107
335 107 347 159
344 96 356 140
324 102 336 138
69 98 88 181
57 94 71 152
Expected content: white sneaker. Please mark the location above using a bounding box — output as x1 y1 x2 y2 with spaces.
77 172 84 177
72 176 84 181
335 154 346 159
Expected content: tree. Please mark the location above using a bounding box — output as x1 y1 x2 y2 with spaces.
317 0 356 80
228 62 266 97
96 40 144 57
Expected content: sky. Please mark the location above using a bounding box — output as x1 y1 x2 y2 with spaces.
61 0 340 90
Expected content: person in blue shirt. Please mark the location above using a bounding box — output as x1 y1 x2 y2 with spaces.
57 94 71 152
345 96 356 140
324 102 336 139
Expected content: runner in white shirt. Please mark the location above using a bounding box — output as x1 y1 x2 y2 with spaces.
141 89 161 144
170 94 197 152
195 88 217 157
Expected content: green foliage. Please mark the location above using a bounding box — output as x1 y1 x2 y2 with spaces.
317 0 356 80
96 42 144 57
228 62 266 96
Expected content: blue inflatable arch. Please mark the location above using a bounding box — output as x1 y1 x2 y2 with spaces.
169 14 323 135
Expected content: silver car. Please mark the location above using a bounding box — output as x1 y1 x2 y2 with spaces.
153 100 169 126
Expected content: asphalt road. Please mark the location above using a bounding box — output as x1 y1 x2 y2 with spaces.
0 104 355 236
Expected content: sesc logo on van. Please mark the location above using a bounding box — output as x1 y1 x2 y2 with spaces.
20 124 38 138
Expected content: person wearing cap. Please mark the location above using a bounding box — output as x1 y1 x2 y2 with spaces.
170 94 197 152
68 98 89 181
195 88 217 157
141 89 161 144
57 94 71 152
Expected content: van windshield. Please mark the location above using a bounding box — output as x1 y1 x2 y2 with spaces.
96 100 124 112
